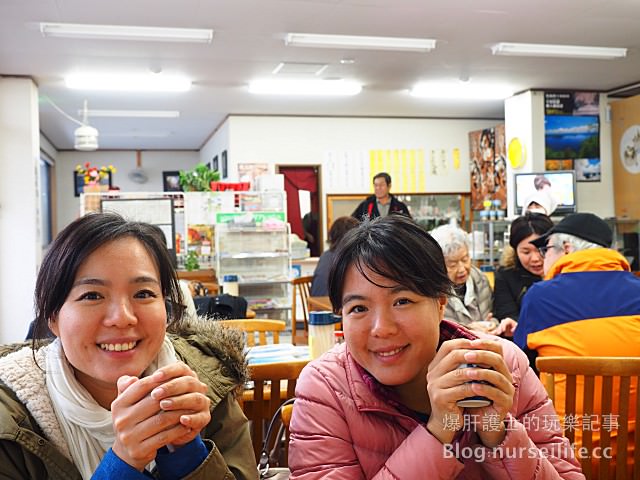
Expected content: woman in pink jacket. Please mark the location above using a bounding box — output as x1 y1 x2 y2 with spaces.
289 215 584 479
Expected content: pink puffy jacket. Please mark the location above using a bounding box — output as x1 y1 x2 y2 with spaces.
289 337 584 479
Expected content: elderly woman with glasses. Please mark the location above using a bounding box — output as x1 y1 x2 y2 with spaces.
429 224 495 333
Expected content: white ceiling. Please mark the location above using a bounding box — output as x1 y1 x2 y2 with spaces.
2 0 639 151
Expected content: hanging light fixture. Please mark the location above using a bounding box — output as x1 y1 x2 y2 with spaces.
74 100 99 151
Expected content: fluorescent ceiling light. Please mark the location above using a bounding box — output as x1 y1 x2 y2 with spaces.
410 82 514 100
249 78 362 96
65 74 191 92
80 109 180 118
285 33 436 52
491 42 627 59
40 22 213 43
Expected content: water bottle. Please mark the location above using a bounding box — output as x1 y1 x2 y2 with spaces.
308 311 338 359
222 274 239 296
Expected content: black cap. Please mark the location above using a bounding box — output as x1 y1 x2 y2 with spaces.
529 213 612 249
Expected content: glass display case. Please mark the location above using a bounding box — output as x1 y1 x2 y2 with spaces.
470 220 511 270
326 193 470 231
215 222 292 319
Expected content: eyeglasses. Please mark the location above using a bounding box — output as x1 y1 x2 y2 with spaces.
538 243 560 258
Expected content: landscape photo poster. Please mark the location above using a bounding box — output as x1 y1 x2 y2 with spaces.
544 91 601 182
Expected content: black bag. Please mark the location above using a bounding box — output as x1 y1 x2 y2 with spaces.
258 398 295 480
194 293 248 319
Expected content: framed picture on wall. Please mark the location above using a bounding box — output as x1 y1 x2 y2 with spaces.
162 170 182 192
73 171 112 197
212 155 219 172
221 150 228 178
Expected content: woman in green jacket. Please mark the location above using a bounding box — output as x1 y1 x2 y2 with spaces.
0 212 257 480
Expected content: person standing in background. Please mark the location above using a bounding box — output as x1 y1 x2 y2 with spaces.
352 172 411 220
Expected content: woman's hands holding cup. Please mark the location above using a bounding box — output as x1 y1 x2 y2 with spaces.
111 362 211 471
426 338 515 448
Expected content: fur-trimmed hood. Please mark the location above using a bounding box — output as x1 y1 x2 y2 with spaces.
169 316 250 386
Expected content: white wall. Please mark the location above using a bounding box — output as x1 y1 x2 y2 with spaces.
199 117 230 173
226 116 497 191
0 78 41 343
55 150 200 232
218 115 498 241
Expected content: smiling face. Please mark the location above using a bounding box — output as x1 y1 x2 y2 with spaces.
341 264 446 401
49 237 167 407
517 233 545 276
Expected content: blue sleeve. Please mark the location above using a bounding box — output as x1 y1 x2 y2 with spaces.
155 436 209 480
92 448 150 480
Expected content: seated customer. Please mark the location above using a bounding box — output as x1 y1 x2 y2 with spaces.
310 216 359 296
491 212 554 337
0 212 257 479
430 224 495 332
516 212 640 475
288 215 583 479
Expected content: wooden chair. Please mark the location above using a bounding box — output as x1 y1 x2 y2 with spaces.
536 356 640 480
241 359 308 462
291 276 312 345
216 319 285 346
483 270 495 290
280 403 294 464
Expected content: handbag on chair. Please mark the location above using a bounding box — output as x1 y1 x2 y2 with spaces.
258 398 295 480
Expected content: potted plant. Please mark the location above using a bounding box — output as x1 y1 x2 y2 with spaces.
179 163 220 191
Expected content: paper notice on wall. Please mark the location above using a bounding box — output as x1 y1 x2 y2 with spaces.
327 148 431 193
325 150 370 193
453 148 461 170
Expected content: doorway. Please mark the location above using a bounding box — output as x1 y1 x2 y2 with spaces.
276 165 322 257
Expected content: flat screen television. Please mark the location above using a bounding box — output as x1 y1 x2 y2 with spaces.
514 170 577 216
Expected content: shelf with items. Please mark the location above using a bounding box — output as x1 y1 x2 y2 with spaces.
215 221 292 321
182 190 287 270
470 220 511 270
326 193 471 231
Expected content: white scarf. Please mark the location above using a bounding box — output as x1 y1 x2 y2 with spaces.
45 337 178 479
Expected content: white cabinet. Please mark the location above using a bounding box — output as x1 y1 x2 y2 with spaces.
215 223 291 318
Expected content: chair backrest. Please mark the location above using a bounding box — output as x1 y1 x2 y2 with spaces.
536 356 640 480
217 319 285 346
242 360 308 462
291 276 312 345
483 270 495 290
